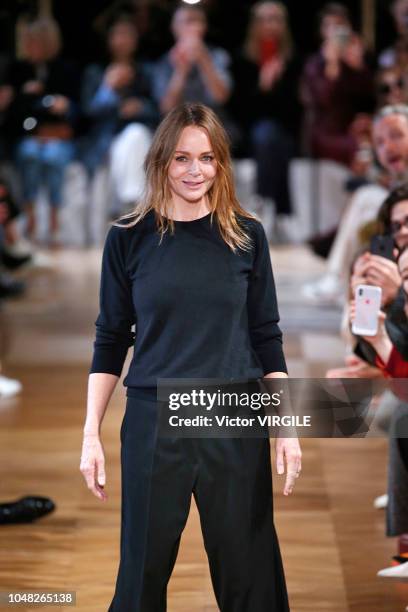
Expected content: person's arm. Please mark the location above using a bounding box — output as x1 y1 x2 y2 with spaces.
85 81 121 117
247 222 301 495
196 47 231 105
80 225 135 501
153 53 190 115
301 53 337 109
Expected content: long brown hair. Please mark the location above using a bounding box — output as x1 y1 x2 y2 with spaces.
244 1 293 63
117 103 257 251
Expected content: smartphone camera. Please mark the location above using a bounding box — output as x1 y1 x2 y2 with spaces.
358 288 363 296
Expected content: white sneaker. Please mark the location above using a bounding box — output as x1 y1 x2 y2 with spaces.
0 375 22 398
30 251 54 269
302 274 344 305
377 561 408 581
4 238 33 257
373 493 388 509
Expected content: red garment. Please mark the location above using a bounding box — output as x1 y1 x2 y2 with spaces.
376 347 408 401
376 347 408 378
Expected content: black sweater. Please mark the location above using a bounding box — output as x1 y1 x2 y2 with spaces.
90 211 287 389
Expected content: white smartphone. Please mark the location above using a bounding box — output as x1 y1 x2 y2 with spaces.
352 284 382 337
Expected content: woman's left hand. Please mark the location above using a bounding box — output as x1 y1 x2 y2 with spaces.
275 437 302 496
349 300 393 365
349 299 388 345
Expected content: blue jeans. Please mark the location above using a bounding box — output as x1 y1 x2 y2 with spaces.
15 137 76 207
250 119 294 215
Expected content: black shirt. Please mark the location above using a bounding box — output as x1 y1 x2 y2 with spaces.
90 210 287 389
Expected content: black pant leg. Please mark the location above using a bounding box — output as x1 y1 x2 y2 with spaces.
193 438 289 612
139 438 197 611
109 400 195 612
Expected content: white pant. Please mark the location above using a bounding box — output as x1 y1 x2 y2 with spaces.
110 123 152 209
327 183 388 279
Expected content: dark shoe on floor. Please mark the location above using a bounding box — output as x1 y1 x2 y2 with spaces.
0 250 32 271
308 228 337 259
0 273 25 298
0 496 56 524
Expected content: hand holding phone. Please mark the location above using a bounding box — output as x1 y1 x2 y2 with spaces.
351 284 382 337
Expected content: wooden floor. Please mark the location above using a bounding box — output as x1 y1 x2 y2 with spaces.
0 246 407 611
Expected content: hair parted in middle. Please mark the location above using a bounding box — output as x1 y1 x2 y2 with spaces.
377 183 408 234
117 103 257 252
244 1 293 63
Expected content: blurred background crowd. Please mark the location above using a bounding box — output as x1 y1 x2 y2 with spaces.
2 0 408 595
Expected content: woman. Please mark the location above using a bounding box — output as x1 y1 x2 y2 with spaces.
9 17 79 244
152 4 232 115
300 2 374 166
80 16 158 212
349 245 408 581
230 1 300 237
375 67 406 109
80 103 301 611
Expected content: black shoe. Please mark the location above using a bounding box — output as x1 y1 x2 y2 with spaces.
308 228 337 259
0 273 25 298
0 496 56 524
0 250 32 271
392 555 408 564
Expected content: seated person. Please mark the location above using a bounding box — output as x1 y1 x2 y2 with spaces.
229 1 301 240
153 3 232 117
326 183 408 378
378 0 408 71
7 17 79 245
303 104 408 304
300 2 374 166
80 16 158 211
349 244 408 581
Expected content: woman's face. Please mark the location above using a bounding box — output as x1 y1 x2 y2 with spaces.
254 3 286 40
108 23 138 59
172 8 207 41
377 70 405 106
167 126 217 205
391 200 408 250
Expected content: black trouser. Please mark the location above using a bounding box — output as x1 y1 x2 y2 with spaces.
109 396 289 612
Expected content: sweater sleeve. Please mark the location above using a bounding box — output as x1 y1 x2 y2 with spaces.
90 225 135 376
247 223 287 375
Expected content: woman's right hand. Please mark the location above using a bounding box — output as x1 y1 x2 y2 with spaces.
80 434 107 501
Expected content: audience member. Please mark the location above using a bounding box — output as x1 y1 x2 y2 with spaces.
303 104 408 304
80 16 158 213
379 0 408 71
230 1 301 241
0 197 25 299
376 66 407 109
7 17 79 246
152 3 232 117
301 2 374 166
349 240 408 580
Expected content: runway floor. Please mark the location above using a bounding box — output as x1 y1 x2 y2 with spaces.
0 245 406 611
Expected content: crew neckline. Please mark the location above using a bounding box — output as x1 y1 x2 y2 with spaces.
162 212 212 225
